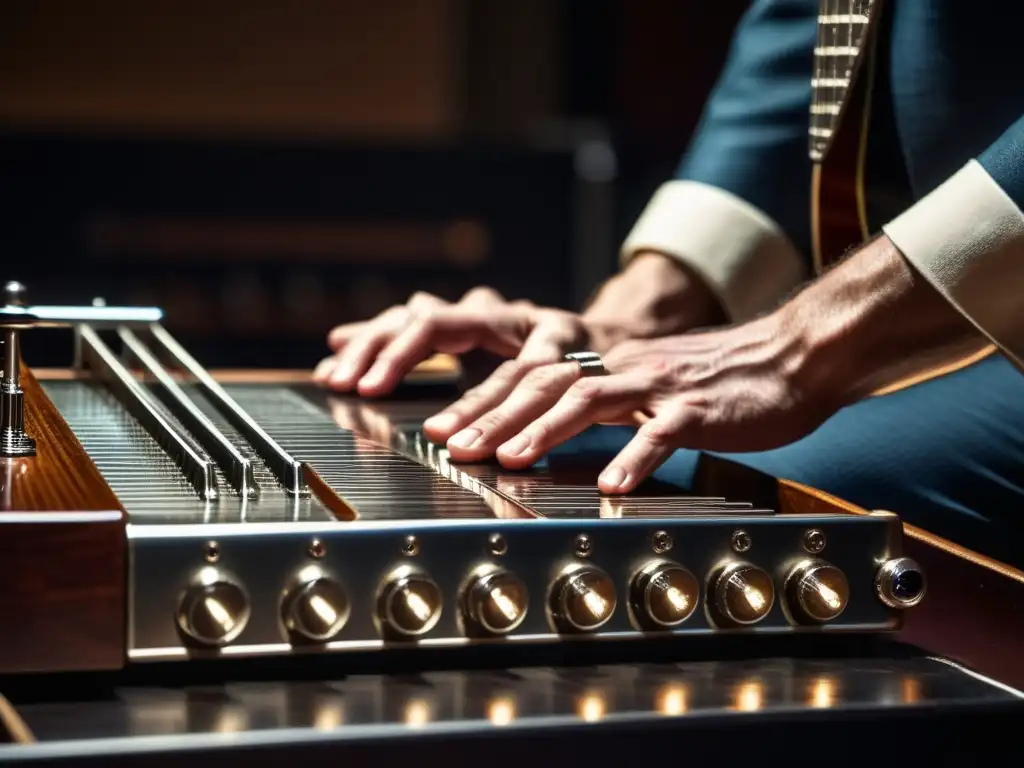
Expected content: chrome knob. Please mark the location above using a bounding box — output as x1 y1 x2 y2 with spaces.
463 567 529 635
175 566 250 647
281 564 350 642
550 563 617 632
711 561 775 626
378 566 443 637
630 560 700 628
785 559 849 623
875 557 926 608
4 281 26 306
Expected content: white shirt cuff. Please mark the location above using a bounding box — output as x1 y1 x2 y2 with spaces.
883 159 1024 369
620 180 806 322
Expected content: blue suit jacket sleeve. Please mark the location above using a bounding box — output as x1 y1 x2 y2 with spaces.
676 0 818 258
978 114 1024 210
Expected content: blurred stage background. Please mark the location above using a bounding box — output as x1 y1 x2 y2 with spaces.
0 0 745 368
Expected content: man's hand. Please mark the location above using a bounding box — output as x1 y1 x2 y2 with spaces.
314 285 609 402
437 236 978 493
442 311 830 494
314 252 725 443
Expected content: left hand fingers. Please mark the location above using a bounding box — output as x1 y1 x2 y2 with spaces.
445 362 580 461
596 406 697 494
495 374 649 469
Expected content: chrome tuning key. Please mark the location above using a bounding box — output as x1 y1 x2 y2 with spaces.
0 278 165 458
1 281 36 457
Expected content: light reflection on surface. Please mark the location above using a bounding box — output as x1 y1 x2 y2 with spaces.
577 692 607 723
487 696 517 726
655 684 689 716
808 676 837 709
741 584 767 613
313 700 346 730
902 675 922 704
400 587 434 623
732 680 764 712
403 698 432 728
598 497 625 518
307 593 340 627
489 587 522 623
15 661 996 743
212 709 249 734
664 586 690 615
809 576 843 611
582 589 611 622
203 596 234 632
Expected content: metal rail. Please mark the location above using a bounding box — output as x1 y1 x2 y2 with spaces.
146 324 307 496
118 328 259 499
79 325 218 500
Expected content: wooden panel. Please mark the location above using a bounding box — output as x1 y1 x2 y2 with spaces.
0 367 126 674
900 537 1024 691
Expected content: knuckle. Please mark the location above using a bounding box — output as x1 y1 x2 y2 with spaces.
566 378 601 402
461 286 502 304
473 409 507 432
522 365 564 393
408 291 436 305
494 359 522 380
525 422 550 446
639 422 676 448
460 385 484 402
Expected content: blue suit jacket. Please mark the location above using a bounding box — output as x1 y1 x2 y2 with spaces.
677 0 1024 264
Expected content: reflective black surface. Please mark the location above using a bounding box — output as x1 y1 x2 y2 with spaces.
3 656 1021 761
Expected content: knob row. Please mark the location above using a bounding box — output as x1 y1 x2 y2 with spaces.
175 556 924 647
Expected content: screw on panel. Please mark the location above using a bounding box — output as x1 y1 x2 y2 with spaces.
402 535 420 557
309 538 327 559
731 530 752 553
574 533 593 558
652 530 673 554
204 541 221 563
488 533 508 556
803 529 826 554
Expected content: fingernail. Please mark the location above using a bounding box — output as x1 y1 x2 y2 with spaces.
598 465 627 490
449 428 482 450
500 433 531 457
424 413 458 433
330 364 353 386
359 369 384 389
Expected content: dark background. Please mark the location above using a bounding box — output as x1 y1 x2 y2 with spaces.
0 0 747 368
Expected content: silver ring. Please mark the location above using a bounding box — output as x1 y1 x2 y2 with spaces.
563 351 607 377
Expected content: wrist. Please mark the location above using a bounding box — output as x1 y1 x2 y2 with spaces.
787 236 976 402
583 251 726 346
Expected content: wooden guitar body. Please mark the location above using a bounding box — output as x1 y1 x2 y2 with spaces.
810 1 997 397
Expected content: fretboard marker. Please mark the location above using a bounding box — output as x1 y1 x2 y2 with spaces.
814 46 860 56
818 14 868 24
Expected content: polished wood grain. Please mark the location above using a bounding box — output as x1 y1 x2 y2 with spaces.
32 351 462 384
0 366 127 674
304 463 358 522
